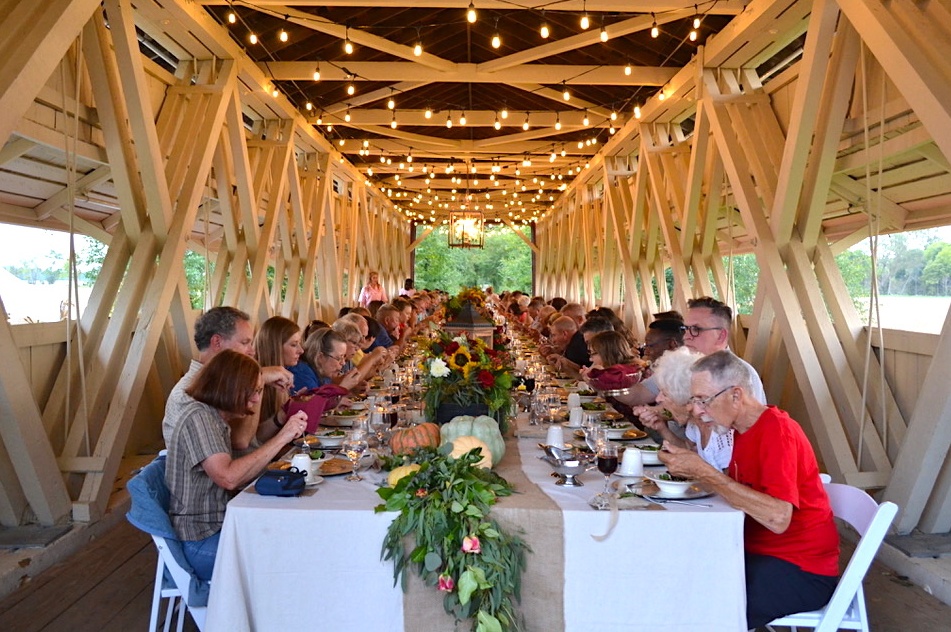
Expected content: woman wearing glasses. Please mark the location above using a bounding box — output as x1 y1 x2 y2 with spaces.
633 346 733 471
288 328 361 433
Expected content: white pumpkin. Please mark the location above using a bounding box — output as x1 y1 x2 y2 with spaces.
447 435 493 469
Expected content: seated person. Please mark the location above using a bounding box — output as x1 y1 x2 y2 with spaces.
545 316 591 378
285 328 361 434
641 317 685 363
166 350 308 580
365 313 394 351
331 319 388 384
255 317 304 429
660 351 839 629
633 347 732 469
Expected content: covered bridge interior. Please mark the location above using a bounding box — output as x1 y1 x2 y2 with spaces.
2 0 951 607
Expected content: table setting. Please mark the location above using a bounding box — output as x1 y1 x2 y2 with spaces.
204 293 747 632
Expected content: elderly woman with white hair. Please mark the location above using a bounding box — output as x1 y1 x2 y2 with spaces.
633 346 733 471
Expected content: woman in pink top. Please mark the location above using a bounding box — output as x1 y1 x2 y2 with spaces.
358 271 387 307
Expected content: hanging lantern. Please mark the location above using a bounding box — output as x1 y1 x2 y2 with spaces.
448 211 485 248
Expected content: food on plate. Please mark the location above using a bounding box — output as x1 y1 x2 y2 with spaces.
320 458 353 475
656 472 693 483
298 434 322 447
333 408 364 416
267 461 292 471
321 428 346 437
581 402 606 411
621 428 647 440
308 449 325 460
577 389 597 396
635 444 661 451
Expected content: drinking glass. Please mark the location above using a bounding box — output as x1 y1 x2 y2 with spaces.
597 442 619 495
342 430 368 482
583 415 602 452
369 410 388 449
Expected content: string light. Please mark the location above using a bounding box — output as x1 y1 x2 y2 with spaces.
501 107 509 119
522 113 530 130
305 102 313 111
634 104 641 119
466 2 477 23
459 111 467 125
347 76 356 96
387 92 396 109
625 61 632 76
693 7 702 29
600 18 608 42
313 63 321 81
491 19 501 49
582 110 590 126
414 28 423 56
391 112 398 128
271 86 279 98
494 114 501 130
651 13 659 38
279 16 289 43
344 27 354 54
446 112 453 128
316 112 323 125
540 11 550 38
424 106 432 119
580 1 590 29
249 32 258 45
554 114 561 131
344 107 352 122
610 110 618 121
227 2 236 24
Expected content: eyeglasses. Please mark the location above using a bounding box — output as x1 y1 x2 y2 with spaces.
682 325 723 337
322 352 346 363
689 385 735 408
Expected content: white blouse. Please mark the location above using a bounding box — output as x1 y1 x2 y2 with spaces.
685 423 734 471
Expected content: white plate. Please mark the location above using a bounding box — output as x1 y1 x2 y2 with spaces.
645 473 700 497
305 475 325 488
648 486 713 500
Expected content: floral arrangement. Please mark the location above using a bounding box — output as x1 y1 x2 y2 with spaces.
445 286 488 319
421 331 514 427
376 445 528 632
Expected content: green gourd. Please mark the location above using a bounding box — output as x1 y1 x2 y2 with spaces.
439 415 505 467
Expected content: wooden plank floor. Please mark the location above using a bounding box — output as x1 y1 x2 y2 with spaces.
0 519 948 631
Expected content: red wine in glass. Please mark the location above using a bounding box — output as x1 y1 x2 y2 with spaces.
386 410 399 428
523 377 536 393
597 455 619 475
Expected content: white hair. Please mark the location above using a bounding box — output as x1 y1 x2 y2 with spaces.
652 346 705 405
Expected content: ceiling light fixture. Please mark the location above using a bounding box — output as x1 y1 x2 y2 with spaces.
344 27 354 54
467 2 477 23
305 102 313 111
600 18 608 42
554 114 561 131
424 106 433 119
650 13 659 38
344 107 352 122
501 106 509 119
540 11 550 38
582 110 590 126
562 82 571 101
494 114 501 130
391 112 398 129
459 111 467 125
625 61 632 76
522 113 530 130
580 1 590 29
414 28 423 56
313 63 321 81
249 32 258 45
491 19 501 49
446 112 453 128
227 2 236 24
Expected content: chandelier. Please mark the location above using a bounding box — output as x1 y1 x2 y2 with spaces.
448 211 485 248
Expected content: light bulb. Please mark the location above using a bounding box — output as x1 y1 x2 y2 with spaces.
347 83 355 96
313 67 321 81
689 29 698 41
459 112 467 125
494 117 501 130
609 125 616 134
271 87 279 98
634 104 641 119
326 124 333 132
249 32 258 44
540 23 550 38
583 112 589 126
344 38 353 55
467 2 477 23
227 12 236 24
580 14 590 30
555 118 561 131
391 117 398 129
561 148 566 157
600 27 608 42
279 29 288 43
658 91 666 101
387 97 395 109
316 113 323 124
305 102 313 111
338 139 345 146
563 86 571 101
625 62 632 76
694 14 702 29
492 33 501 48
363 140 369 147
424 107 432 119
446 115 452 128
651 14 659 38
522 117 529 131
345 110 351 122
610 110 617 120
550 152 556 162
414 42 422 56
407 153 413 162
501 108 508 119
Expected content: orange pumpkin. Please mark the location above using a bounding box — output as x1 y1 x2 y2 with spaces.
390 422 441 455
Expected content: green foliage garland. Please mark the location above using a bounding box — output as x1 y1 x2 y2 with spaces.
376 446 529 632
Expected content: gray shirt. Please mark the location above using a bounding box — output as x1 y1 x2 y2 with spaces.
162 359 203 446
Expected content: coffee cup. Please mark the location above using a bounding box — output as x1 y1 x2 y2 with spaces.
618 447 644 477
566 392 582 409
290 453 315 484
567 406 583 428
546 425 565 448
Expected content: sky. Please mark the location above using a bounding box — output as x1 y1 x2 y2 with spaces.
0 225 95 267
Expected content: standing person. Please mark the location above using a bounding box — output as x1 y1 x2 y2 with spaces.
660 350 838 629
161 306 293 449
358 271 387 308
166 350 308 581
399 278 416 297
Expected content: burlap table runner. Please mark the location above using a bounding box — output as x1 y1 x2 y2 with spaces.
402 435 566 631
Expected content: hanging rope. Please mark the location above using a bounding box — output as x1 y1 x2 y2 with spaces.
60 34 91 455
856 43 890 469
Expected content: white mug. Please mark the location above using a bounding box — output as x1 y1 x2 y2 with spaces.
566 392 582 409
618 447 644 477
546 425 565 448
567 406 584 428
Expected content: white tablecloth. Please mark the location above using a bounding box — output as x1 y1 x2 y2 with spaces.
206 437 746 631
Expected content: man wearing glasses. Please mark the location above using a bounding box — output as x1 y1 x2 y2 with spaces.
615 296 766 406
660 350 839 630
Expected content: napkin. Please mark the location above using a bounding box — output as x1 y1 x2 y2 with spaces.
586 364 644 391
589 488 658 541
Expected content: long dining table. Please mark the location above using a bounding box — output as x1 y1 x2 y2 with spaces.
205 413 748 631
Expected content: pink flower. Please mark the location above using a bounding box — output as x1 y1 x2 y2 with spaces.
438 574 455 592
461 535 481 554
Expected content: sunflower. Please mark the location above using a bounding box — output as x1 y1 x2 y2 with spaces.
448 347 472 371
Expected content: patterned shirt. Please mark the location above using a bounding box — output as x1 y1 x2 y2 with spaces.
162 360 203 446
166 400 232 541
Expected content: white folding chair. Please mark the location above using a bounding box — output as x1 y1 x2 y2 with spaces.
768 483 898 632
152 535 207 632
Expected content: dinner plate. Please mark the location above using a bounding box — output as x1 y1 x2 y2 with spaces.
319 458 354 476
305 475 326 488
647 486 714 501
608 428 648 441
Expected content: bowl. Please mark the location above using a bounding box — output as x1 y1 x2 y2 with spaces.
633 444 662 465
550 460 589 487
317 429 347 448
645 472 697 497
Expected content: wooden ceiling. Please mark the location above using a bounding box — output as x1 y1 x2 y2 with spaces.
196 1 741 222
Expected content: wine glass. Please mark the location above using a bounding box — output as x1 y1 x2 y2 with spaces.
342 430 368 482
583 415 602 453
597 442 619 495
369 409 388 450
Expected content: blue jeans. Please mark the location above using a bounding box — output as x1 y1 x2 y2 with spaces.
182 531 221 581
